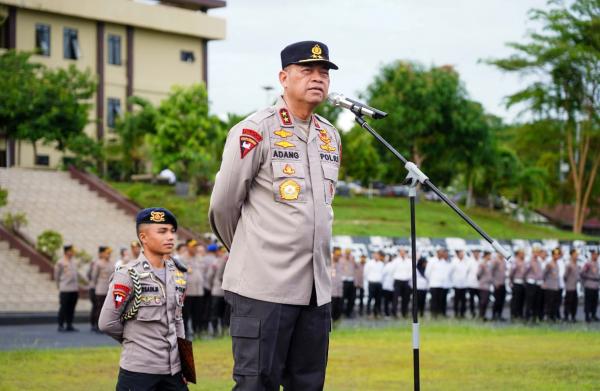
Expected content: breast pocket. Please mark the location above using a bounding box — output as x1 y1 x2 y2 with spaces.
322 164 339 205
272 161 307 203
136 296 164 321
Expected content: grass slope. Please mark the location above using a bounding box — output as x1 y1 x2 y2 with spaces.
1 322 599 390
110 182 592 240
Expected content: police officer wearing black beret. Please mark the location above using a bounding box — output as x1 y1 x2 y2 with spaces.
99 207 190 390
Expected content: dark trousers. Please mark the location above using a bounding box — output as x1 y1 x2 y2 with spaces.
383 290 393 316
367 282 383 316
93 294 106 330
355 287 365 316
510 284 525 319
393 280 411 318
201 288 212 331
492 285 506 319
116 368 187 391
430 288 447 317
453 288 467 318
544 289 560 321
331 297 343 321
225 291 330 391
210 295 229 335
89 288 97 328
525 283 543 321
564 290 578 321
342 281 355 317
183 295 204 335
556 289 563 320
58 291 78 327
584 288 599 321
479 289 490 319
467 288 479 318
416 289 427 317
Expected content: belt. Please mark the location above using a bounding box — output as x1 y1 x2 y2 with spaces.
513 278 524 284
526 278 540 285
342 278 354 282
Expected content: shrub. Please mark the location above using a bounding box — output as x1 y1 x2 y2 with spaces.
36 230 63 261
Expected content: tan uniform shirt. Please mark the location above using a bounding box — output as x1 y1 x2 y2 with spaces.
201 254 217 291
509 260 525 285
183 254 205 297
491 257 506 288
542 262 559 290
581 261 599 289
564 262 580 291
524 258 543 285
209 97 341 306
209 256 227 297
477 262 493 291
340 255 356 281
331 261 343 298
354 263 365 289
92 259 116 296
98 254 186 375
54 257 80 292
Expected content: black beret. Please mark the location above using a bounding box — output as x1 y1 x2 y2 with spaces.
64 245 73 252
98 246 111 253
136 207 178 231
281 41 338 70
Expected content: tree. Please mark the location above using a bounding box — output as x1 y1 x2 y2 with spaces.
364 61 491 188
488 0 600 233
149 84 226 194
0 51 99 168
340 126 384 185
111 96 158 180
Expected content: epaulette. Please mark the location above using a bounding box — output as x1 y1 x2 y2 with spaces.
246 106 276 124
171 257 188 273
314 113 335 128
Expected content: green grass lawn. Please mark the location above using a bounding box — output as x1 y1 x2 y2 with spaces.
110 182 593 240
1 322 599 390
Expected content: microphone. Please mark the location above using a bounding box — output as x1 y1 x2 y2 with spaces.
327 92 388 119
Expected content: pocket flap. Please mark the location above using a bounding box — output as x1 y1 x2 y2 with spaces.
230 316 260 338
322 164 339 181
272 161 305 179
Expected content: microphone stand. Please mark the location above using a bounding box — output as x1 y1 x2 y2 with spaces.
352 114 511 391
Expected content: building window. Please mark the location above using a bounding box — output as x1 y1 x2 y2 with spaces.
107 98 122 129
180 50 195 63
63 28 80 60
35 155 50 166
108 34 122 65
35 24 51 56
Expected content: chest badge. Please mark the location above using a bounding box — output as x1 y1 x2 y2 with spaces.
279 179 301 201
274 129 293 138
283 164 296 175
275 141 295 149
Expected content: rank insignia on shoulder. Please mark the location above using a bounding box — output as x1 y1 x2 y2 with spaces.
240 135 260 159
283 164 296 175
279 108 293 126
274 129 293 138
279 179 301 201
275 141 295 149
242 128 263 141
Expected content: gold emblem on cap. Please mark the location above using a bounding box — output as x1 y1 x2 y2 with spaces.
283 164 296 175
150 211 166 222
274 129 293 138
279 179 300 201
275 141 295 148
311 44 323 59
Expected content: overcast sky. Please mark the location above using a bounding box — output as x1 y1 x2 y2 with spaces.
207 0 549 129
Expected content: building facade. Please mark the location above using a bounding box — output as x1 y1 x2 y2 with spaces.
0 0 226 169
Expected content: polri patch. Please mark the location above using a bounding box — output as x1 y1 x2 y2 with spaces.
113 284 131 309
240 135 260 159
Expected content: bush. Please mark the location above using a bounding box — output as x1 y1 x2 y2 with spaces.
0 188 7 208
36 230 63 261
2 212 28 233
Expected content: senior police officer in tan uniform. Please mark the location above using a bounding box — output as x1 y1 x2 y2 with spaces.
209 40 340 391
99 207 189 390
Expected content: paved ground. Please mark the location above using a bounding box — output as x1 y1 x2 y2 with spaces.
0 323 118 350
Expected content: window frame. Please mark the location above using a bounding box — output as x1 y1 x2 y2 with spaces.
63 27 81 60
107 98 122 129
107 34 122 66
35 23 51 57
180 50 195 63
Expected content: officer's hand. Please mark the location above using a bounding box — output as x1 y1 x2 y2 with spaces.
182 375 188 385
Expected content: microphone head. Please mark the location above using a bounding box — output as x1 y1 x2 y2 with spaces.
327 92 343 106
